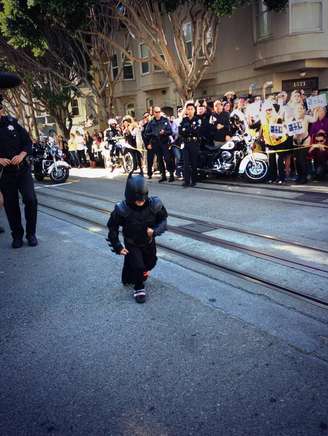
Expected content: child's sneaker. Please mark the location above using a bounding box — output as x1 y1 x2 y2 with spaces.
134 290 146 304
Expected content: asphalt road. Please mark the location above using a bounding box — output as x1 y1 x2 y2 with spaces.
1 170 328 436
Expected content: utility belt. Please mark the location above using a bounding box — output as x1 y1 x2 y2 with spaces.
0 160 29 179
184 136 200 143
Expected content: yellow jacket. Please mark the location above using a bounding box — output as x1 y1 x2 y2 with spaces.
262 115 287 146
68 138 77 151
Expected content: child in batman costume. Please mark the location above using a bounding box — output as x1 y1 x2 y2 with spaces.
107 174 168 303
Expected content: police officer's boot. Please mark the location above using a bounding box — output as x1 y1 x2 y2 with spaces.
12 237 23 249
158 174 167 183
26 234 38 247
168 172 175 182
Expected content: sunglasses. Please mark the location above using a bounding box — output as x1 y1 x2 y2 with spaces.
143 115 149 118
315 139 326 143
154 111 160 114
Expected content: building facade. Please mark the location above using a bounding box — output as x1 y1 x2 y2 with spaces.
71 0 328 128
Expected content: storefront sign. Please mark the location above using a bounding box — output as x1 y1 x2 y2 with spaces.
282 77 319 94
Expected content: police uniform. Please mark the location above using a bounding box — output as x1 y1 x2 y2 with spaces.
144 116 174 182
107 175 167 303
0 115 38 247
179 115 202 186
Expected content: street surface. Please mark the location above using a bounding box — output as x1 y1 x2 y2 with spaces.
1 170 328 436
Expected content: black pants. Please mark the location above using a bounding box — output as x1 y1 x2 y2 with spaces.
147 147 157 177
294 147 308 181
156 143 174 177
267 142 289 181
77 150 87 165
131 148 143 174
122 240 157 290
0 167 38 239
183 142 200 185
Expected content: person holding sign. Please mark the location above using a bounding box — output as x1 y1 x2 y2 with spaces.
259 101 289 184
310 107 328 140
292 105 318 184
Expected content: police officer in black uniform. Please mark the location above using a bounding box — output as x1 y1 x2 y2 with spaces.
144 106 174 182
0 72 38 248
196 99 213 148
107 174 168 303
179 102 202 187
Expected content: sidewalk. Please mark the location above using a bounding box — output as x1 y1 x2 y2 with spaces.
0 211 327 436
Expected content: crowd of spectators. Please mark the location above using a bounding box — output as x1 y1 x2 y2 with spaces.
53 86 328 184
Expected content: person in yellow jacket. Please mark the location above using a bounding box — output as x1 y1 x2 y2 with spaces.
260 101 289 184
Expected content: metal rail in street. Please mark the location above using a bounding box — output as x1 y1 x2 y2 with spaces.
37 195 328 310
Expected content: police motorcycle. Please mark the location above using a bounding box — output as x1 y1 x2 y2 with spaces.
197 115 268 183
102 135 141 174
32 137 70 183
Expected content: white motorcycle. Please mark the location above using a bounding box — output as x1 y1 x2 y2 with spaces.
198 131 269 183
32 139 71 183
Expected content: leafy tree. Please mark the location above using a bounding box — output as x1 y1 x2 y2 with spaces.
97 0 288 102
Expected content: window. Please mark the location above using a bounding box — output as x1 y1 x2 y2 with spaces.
154 54 165 72
71 98 79 116
111 54 119 80
289 0 323 33
182 22 193 59
139 43 150 75
126 103 135 118
146 98 154 110
122 51 134 80
256 0 271 40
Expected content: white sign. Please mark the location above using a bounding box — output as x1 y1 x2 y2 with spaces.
286 120 304 136
269 123 284 137
306 94 327 110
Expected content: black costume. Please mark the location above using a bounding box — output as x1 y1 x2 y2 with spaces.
144 116 174 181
179 115 202 186
0 114 37 246
107 175 167 303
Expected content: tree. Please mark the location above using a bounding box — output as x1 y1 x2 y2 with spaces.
0 35 79 137
0 0 124 129
96 0 288 102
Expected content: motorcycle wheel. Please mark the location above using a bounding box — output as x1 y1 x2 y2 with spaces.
50 166 69 184
243 160 268 183
34 173 44 182
123 151 134 174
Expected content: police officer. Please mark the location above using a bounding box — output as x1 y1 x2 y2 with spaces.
0 72 38 248
144 106 174 182
196 99 212 148
179 102 202 187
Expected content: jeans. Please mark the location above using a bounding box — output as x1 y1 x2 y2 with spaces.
172 146 183 177
69 151 80 167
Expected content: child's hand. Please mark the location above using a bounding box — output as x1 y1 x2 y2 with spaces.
120 248 129 256
147 227 154 238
